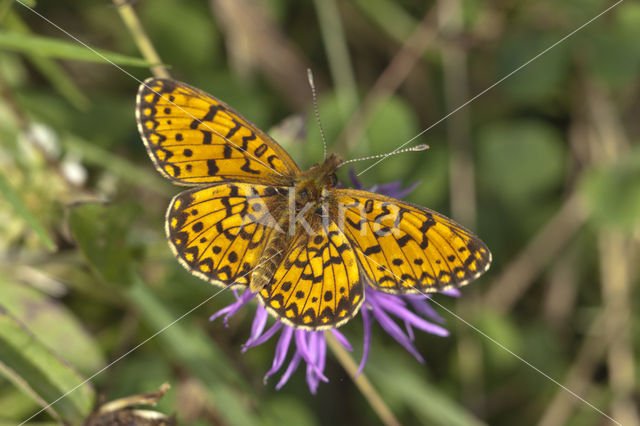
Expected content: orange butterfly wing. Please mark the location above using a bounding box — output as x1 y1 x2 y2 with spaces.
166 182 289 287
258 221 363 330
334 189 491 293
136 78 299 185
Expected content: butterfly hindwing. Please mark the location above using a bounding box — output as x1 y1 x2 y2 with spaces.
335 189 491 293
166 182 288 287
136 78 300 185
258 221 363 329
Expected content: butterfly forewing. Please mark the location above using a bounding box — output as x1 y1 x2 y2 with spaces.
136 78 300 185
334 189 491 293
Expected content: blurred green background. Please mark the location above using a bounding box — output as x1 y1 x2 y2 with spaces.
1 0 639 425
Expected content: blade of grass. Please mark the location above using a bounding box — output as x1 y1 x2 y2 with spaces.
0 306 95 424
3 11 90 110
0 31 155 67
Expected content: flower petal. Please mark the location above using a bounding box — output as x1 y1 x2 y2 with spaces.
246 319 284 350
373 292 449 337
442 288 461 297
370 301 424 362
348 167 362 189
209 289 254 326
405 294 445 323
405 321 416 341
242 305 273 353
264 325 293 383
295 330 328 382
242 304 268 348
357 306 372 376
331 329 353 352
275 352 302 390
306 333 327 394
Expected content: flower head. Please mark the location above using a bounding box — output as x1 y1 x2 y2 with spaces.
210 171 457 393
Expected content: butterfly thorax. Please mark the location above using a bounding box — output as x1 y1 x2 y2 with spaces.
249 154 341 293
292 152 340 204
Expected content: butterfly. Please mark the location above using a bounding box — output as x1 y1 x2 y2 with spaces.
136 78 491 330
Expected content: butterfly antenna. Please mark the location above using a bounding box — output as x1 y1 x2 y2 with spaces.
338 144 430 168
307 69 328 160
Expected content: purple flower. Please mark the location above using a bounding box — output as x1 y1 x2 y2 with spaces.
209 172 457 393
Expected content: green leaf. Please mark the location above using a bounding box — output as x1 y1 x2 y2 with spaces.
0 172 56 251
582 2 640 90
580 147 640 230
475 312 522 368
0 31 154 67
3 11 90 110
0 307 95 424
478 120 565 206
68 202 140 286
141 1 219 71
498 31 570 103
0 279 106 375
126 274 264 426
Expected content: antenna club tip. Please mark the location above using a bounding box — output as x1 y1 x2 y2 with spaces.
307 69 314 85
415 144 430 151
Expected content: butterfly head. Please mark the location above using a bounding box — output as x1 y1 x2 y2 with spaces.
291 153 341 207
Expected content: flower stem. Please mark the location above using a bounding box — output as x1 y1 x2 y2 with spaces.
325 331 400 426
113 0 170 79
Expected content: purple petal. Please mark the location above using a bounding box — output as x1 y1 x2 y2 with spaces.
374 295 449 337
348 167 362 189
442 288 461 297
392 180 420 199
405 321 415 341
331 329 353 351
208 304 237 324
275 352 302 390
243 304 268 347
405 295 445 323
369 180 420 199
264 325 293 382
372 291 408 309
245 319 284 350
357 306 372 376
313 333 328 392
295 330 328 382
209 289 254 326
369 182 401 195
370 302 424 363
306 333 327 394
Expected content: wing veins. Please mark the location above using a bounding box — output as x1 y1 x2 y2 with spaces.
139 79 290 178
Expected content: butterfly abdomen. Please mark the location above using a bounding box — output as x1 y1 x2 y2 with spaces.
250 231 289 292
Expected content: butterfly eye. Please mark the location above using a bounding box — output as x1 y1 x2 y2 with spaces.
328 173 338 187
298 188 310 200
